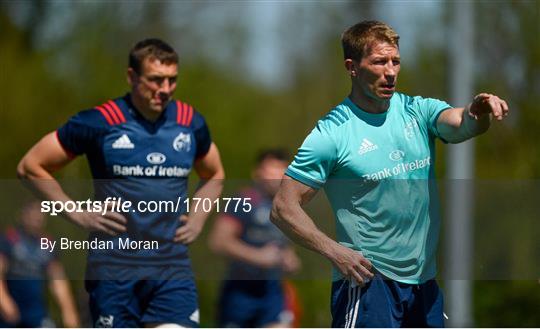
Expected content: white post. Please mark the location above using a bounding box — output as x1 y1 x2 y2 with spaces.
445 1 474 327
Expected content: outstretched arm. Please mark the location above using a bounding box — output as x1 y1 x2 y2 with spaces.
437 93 509 143
270 176 373 285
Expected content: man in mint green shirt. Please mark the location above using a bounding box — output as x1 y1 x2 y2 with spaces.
271 20 509 327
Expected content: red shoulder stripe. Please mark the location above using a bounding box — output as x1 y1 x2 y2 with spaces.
176 101 194 126
95 106 115 125
176 101 183 124
107 100 126 123
102 103 120 125
217 214 244 232
5 226 20 244
184 105 194 126
182 102 189 126
180 103 188 126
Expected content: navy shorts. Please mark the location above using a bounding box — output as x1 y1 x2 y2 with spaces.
331 273 444 328
85 265 199 328
218 280 291 327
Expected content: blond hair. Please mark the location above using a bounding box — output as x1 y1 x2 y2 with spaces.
341 20 399 61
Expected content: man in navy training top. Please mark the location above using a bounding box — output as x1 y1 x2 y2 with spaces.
0 201 80 328
209 149 301 327
17 39 225 327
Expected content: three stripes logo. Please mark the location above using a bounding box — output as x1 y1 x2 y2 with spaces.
344 283 361 328
112 134 134 149
176 101 194 127
358 138 378 155
95 100 126 125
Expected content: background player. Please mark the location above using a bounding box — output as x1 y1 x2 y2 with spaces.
0 201 80 328
17 39 225 327
271 20 509 327
209 149 301 327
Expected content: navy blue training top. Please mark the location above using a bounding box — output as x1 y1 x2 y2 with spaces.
56 94 212 266
0 226 57 320
223 185 289 280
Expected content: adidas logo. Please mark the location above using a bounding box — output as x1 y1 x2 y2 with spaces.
112 134 134 149
358 138 378 155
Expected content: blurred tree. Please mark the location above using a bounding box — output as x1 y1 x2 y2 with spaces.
1 0 538 327
471 2 540 326
472 1 540 178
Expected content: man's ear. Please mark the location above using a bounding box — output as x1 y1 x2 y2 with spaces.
127 67 137 87
344 59 356 77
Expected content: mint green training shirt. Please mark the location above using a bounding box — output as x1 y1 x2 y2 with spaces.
285 92 451 284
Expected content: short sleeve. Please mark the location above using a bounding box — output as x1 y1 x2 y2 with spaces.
56 109 107 156
192 111 212 159
285 121 338 189
412 96 452 138
222 203 248 227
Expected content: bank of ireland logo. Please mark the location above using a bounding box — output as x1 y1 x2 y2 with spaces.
147 152 166 164
389 150 405 161
173 132 191 152
404 119 419 140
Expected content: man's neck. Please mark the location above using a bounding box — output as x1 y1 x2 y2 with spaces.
349 90 391 114
129 94 161 122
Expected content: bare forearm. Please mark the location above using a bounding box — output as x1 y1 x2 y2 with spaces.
216 239 271 267
50 280 74 311
460 104 491 138
438 92 510 143
0 279 14 306
50 280 80 327
18 155 69 200
189 177 224 225
271 178 373 284
270 197 340 261
19 161 130 239
19 176 71 205
190 143 225 225
438 105 491 143
17 172 85 227
17 151 82 225
0 278 18 321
